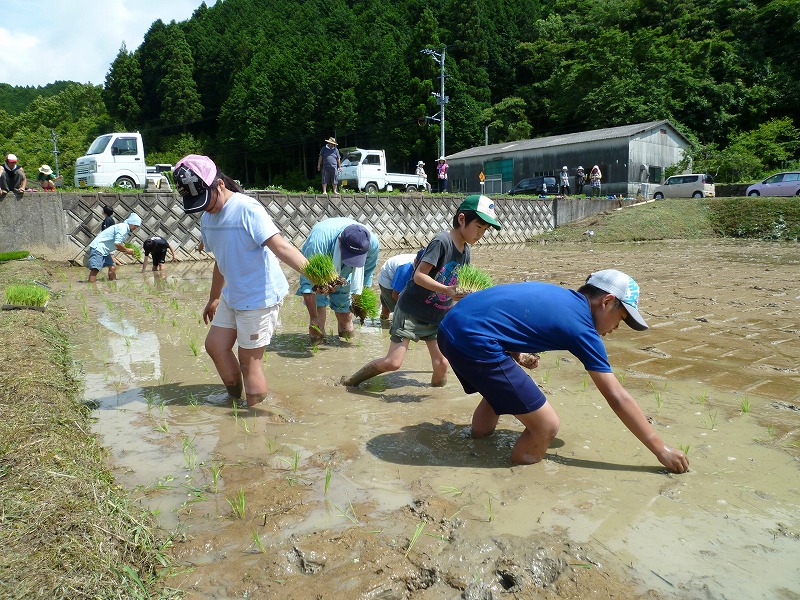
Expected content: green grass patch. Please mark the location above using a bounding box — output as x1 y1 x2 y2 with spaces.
0 261 179 598
0 250 31 261
538 197 799 243
5 283 50 306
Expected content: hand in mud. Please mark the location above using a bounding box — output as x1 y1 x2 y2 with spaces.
512 352 539 369
657 446 689 474
309 320 325 342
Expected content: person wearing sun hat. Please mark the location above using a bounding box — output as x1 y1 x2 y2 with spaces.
436 269 690 474
341 194 500 388
172 154 310 407
1 153 26 196
317 136 342 195
37 164 57 191
297 217 380 341
86 212 141 282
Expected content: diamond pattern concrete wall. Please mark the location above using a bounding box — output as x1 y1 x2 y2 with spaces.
63 191 556 263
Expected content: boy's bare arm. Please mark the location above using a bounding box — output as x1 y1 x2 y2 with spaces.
589 371 689 473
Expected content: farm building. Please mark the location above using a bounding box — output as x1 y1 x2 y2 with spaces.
445 120 692 197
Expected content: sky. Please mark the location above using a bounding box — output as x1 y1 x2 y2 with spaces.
0 0 210 88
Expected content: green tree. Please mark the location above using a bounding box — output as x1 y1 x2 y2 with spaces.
103 43 143 129
158 28 204 127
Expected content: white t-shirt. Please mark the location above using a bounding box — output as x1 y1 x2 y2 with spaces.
377 253 417 288
201 192 287 310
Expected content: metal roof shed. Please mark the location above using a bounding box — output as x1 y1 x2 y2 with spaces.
445 120 691 197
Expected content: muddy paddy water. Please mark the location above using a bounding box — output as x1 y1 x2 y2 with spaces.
57 239 799 599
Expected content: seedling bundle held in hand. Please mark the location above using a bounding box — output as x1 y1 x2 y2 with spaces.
454 264 493 295
123 243 142 261
303 253 346 294
350 287 379 324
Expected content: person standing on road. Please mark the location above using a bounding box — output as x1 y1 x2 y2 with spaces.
317 137 342 195
436 156 449 193
173 154 309 408
437 269 689 473
590 165 602 197
559 166 570 196
86 213 141 283
575 166 586 195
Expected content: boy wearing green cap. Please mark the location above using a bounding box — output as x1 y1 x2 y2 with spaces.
341 195 501 388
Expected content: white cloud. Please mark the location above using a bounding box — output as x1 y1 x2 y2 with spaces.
0 0 208 88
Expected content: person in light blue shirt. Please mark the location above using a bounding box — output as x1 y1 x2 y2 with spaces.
86 212 141 282
297 216 380 341
174 154 309 407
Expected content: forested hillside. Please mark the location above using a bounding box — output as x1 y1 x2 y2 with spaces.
1 0 798 189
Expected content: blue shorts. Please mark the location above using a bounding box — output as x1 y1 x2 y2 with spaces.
296 281 351 313
87 248 114 270
438 334 546 415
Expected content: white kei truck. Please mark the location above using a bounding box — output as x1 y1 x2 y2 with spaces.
74 132 170 190
337 148 429 193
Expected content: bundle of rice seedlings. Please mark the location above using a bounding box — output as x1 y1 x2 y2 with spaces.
0 250 31 262
123 242 142 261
303 254 346 293
454 264 493 295
350 287 379 324
5 283 50 307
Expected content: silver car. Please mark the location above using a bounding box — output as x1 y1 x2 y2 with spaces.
745 171 800 196
652 173 715 199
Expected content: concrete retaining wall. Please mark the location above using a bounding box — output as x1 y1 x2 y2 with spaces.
0 191 630 260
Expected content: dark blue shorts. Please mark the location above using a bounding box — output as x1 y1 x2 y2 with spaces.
438 334 546 415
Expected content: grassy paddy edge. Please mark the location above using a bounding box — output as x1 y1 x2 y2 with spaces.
0 260 178 599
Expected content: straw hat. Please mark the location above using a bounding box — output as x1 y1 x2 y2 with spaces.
325 137 337 145
39 164 53 175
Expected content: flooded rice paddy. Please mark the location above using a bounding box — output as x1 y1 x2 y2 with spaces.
56 239 799 599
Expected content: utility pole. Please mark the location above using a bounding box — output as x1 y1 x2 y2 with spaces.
50 129 60 177
421 46 448 158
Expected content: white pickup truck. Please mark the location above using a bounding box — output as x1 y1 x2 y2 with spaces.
74 132 170 190
338 148 428 193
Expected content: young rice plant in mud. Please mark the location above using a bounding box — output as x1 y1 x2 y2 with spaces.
350 287 380 324
405 522 426 557
740 396 751 414
324 466 332 495
210 463 224 493
251 530 267 554
227 487 246 519
454 264 493 295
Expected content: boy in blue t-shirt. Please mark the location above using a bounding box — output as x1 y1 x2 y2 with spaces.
341 195 501 388
437 270 689 474
377 249 424 320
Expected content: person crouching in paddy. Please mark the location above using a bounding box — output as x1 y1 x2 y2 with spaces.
437 269 689 473
341 195 501 388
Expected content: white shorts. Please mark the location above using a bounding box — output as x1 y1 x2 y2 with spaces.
211 296 282 350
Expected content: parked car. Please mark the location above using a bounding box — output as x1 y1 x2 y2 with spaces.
745 171 800 196
508 176 558 196
651 174 715 199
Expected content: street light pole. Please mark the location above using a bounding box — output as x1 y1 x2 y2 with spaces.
421 46 448 158
50 129 60 177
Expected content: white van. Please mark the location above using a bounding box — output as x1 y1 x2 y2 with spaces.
652 173 715 199
74 132 150 190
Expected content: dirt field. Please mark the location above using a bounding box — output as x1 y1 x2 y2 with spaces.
58 238 799 599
